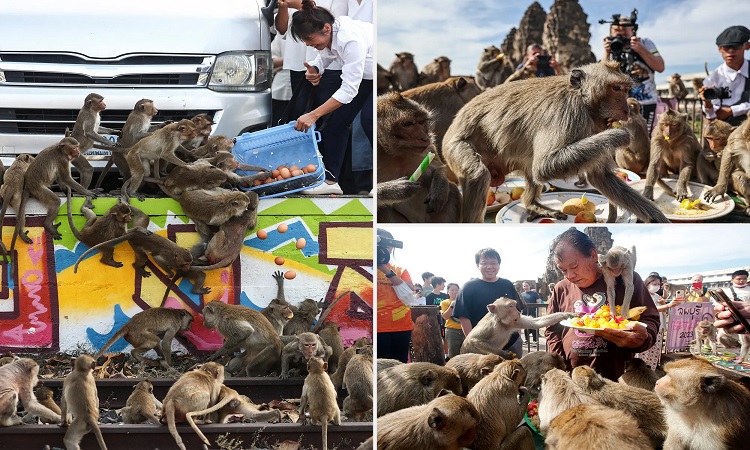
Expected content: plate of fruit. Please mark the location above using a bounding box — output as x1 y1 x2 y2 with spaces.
495 192 636 223
627 179 734 222
548 168 641 191
560 305 647 332
485 177 550 213
524 398 541 435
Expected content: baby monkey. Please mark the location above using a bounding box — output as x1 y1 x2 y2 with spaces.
599 245 636 318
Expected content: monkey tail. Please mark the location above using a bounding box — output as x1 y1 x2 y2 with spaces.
165 402 187 450
9 178 29 253
0 198 11 263
322 420 329 450
190 256 236 272
94 326 129 359
93 157 115 191
185 395 235 447
161 272 184 305
73 229 140 273
87 415 108 450
65 187 86 243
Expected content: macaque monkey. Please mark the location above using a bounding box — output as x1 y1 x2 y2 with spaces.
475 46 513 91
419 56 451 85
377 63 395 94
655 356 750 449
389 52 419 91
94 307 193 367
466 360 533 450
298 356 341 450
599 245 636 318
377 391 480 450
715 328 750 363
280 332 332 379
212 385 281 424
519 351 566 397
201 301 282 376
355 437 373 450
261 275 295 335
460 297 573 357
61 355 108 450
120 380 162 424
643 109 701 202
618 357 658 391
183 113 214 149
13 137 97 245
70 93 119 189
615 98 651 174
29 386 61 424
704 118 750 215
402 77 482 152
74 227 208 295
669 73 688 104
377 92 461 223
177 188 256 239
66 191 149 268
95 98 160 188
182 135 235 161
545 404 650 450
160 362 225 450
331 337 372 390
317 322 345 374
695 319 719 355
445 353 504 396
572 365 666 447
0 354 19 367
376 358 403 371
0 154 34 257
697 119 734 185
377 362 462 416
121 119 197 200
159 153 268 197
0 359 61 426
537 368 598 434
283 299 320 336
442 61 668 223
342 345 373 421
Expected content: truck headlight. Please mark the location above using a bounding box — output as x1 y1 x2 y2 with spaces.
207 51 271 92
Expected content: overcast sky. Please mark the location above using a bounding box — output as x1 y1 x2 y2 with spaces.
377 0 750 85
379 224 750 288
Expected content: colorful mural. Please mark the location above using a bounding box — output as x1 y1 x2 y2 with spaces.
0 197 373 354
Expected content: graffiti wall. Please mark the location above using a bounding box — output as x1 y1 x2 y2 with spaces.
0 197 373 354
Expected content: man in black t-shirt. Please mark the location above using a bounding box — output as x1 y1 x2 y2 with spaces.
454 248 523 357
426 277 450 305
521 281 541 342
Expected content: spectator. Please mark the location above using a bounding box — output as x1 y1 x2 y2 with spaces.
715 301 750 334
271 36 292 127
722 269 750 302
426 277 449 306
440 283 464 359
689 273 709 301
453 248 524 357
505 43 562 82
545 229 660 381
289 0 374 195
602 13 664 133
701 25 750 126
412 283 427 305
421 272 434 287
521 281 541 343
376 229 416 363
637 272 682 370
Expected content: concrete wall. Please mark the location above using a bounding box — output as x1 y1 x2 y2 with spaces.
0 197 373 354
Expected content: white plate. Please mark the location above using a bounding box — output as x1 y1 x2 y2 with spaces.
495 192 635 224
548 168 641 191
485 177 550 213
559 318 600 332
627 179 735 222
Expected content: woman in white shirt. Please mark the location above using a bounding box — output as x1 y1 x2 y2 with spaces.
290 0 373 194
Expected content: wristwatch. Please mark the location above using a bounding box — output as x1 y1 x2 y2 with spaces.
385 271 397 278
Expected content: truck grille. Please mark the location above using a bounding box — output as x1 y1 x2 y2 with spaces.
4 72 199 85
0 109 219 135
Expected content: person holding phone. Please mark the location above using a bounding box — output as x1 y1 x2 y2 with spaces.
721 269 750 302
689 273 709 301
505 44 561 82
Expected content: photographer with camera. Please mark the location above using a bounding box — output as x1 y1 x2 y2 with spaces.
602 10 664 133
376 228 417 363
701 25 750 126
505 43 561 83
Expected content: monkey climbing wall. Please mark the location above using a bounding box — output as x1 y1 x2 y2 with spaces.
0 197 373 354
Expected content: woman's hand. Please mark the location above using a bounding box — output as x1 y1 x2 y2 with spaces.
304 62 321 86
294 112 318 132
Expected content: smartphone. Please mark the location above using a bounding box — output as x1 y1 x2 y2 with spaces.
692 281 703 291
709 289 750 333
674 289 685 300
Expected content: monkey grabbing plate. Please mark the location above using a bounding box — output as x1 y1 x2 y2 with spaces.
548 168 641 191
495 192 636 223
627 179 735 222
486 177 550 213
559 318 645 333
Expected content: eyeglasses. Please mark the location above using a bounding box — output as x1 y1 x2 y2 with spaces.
478 261 500 267
415 290 422 294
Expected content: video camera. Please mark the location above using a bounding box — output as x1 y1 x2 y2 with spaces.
376 234 403 266
600 9 640 75
703 86 731 100
536 54 551 71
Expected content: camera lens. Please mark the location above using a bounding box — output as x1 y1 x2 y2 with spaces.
609 38 623 53
703 87 725 100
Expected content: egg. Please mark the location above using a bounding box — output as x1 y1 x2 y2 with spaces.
290 165 300 172
291 169 304 177
296 238 306 249
272 169 281 178
263 177 274 184
305 164 317 173
257 229 268 240
284 270 297 280
252 179 262 186
277 223 288 233
274 256 285 265
279 167 292 179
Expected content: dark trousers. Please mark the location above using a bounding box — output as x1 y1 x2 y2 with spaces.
642 103 656 135
377 330 412 363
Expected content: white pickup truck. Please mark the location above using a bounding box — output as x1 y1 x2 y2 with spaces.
0 0 273 168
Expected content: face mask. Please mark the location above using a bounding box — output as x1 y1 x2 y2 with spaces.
648 284 660 294
734 283 748 289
